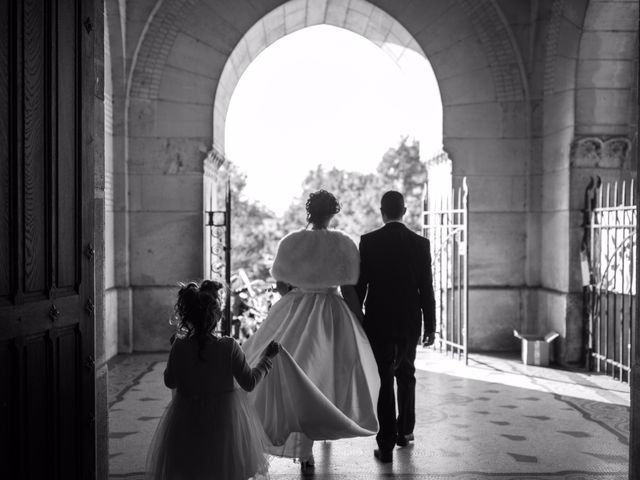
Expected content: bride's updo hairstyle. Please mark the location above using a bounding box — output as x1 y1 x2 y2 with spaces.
306 189 341 229
174 280 224 361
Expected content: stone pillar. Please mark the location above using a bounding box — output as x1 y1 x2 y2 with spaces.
630 75 640 480
632 261 640 475
632 264 640 475
102 0 132 355
93 1 108 478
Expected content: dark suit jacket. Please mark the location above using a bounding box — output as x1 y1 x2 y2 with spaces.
356 222 436 342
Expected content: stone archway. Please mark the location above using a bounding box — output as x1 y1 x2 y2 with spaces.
98 0 640 476
211 0 440 155
125 0 531 354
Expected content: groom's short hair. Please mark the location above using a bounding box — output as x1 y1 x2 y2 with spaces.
381 191 405 219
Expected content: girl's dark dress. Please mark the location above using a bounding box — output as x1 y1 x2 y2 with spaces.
146 335 271 480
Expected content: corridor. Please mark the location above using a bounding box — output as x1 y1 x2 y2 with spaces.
108 349 629 479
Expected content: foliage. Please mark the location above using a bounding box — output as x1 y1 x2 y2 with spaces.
221 137 426 335
231 276 279 343
279 165 381 242
279 136 425 238
376 136 427 231
222 162 283 279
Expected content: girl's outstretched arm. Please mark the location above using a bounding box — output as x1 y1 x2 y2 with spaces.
230 340 278 392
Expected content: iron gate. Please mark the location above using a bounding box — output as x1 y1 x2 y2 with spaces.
583 177 636 382
205 177 232 336
422 178 469 364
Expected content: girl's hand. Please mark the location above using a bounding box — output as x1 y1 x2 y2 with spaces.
264 340 281 358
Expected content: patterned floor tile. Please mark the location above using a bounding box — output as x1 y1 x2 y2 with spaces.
108 349 630 479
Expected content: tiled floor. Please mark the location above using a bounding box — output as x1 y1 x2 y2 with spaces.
108 349 630 479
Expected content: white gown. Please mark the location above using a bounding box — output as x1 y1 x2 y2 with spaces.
242 229 380 459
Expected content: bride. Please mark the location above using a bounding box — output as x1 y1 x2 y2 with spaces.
242 190 380 472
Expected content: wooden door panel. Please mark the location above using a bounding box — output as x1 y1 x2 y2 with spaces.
56 0 80 294
0 0 9 302
22 0 47 296
0 341 16 477
54 325 82 479
0 0 95 478
21 333 51 479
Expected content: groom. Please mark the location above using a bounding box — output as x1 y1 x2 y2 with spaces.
356 190 436 463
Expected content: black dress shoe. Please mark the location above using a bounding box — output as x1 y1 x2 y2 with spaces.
300 460 315 475
374 448 393 463
396 433 415 447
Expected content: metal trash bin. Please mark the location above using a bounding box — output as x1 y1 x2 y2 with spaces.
513 330 560 366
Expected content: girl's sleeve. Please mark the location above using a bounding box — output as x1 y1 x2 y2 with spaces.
230 340 273 392
164 341 178 389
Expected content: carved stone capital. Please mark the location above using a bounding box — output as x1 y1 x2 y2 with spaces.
570 136 632 168
424 150 450 169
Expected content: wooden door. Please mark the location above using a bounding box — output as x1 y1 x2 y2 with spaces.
0 0 96 478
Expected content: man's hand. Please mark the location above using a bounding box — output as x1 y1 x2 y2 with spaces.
422 332 435 348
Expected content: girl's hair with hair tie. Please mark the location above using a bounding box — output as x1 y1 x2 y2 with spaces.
173 280 224 361
305 190 341 228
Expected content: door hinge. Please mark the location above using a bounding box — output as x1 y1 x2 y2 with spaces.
85 298 94 315
83 17 93 33
84 244 95 260
85 355 95 371
48 304 60 322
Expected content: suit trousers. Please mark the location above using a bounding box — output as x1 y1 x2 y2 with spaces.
369 336 417 451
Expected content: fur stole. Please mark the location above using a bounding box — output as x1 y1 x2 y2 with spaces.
271 229 360 288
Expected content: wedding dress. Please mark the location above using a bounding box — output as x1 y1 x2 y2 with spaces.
242 229 380 460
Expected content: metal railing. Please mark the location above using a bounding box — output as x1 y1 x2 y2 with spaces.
422 178 469 364
584 177 636 382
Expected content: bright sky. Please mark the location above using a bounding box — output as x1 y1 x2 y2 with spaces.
225 25 442 215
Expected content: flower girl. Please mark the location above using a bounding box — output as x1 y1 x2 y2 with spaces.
146 280 280 480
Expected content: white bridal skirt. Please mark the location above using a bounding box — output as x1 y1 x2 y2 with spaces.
242 287 380 459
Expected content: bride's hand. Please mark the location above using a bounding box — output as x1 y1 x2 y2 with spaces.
263 340 281 358
275 281 292 296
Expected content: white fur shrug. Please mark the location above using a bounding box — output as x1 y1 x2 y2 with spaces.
270 229 360 288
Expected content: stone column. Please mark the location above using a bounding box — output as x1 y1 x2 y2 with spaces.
93 1 108 478
632 255 640 475
631 134 639 480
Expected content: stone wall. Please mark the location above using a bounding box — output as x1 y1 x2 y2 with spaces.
119 0 534 352
530 0 637 363
100 0 638 359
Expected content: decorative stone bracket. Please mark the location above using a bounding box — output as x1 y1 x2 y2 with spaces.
570 136 632 168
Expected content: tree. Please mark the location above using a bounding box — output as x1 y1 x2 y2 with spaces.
279 165 381 242
226 136 426 283
223 138 428 336
222 162 282 279
377 136 426 232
